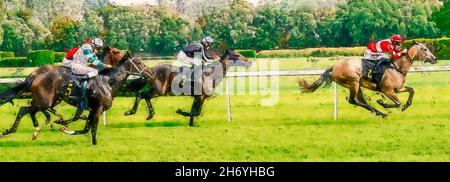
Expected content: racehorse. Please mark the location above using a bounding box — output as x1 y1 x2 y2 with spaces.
0 46 152 145
298 41 437 117
123 50 252 127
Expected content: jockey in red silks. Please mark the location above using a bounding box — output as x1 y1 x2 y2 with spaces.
363 34 407 77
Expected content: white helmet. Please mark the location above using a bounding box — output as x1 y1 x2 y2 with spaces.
91 37 104 49
202 36 214 45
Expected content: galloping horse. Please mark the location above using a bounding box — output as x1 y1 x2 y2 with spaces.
123 50 252 126
299 41 437 117
0 47 151 145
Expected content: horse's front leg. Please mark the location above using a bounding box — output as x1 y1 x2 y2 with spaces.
124 94 142 116
376 89 401 109
399 86 414 111
144 97 155 120
54 109 86 126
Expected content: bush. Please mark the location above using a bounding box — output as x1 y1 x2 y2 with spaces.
257 47 365 58
403 38 450 60
0 57 32 67
0 51 15 58
54 52 67 63
237 50 257 58
27 50 55 66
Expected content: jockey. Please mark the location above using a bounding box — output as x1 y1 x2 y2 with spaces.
173 36 218 87
63 38 112 79
174 36 217 67
63 37 112 110
363 34 407 73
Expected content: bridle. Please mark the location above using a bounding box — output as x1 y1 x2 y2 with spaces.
124 56 150 79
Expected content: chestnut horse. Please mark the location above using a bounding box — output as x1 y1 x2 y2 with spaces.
123 50 252 126
0 47 152 145
299 41 437 117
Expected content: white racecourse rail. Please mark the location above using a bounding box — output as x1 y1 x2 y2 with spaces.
0 65 449 125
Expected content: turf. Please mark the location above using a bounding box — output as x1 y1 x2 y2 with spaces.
0 70 448 161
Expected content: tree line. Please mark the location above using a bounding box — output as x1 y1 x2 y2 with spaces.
0 0 449 56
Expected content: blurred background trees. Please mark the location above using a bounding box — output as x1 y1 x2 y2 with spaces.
0 0 448 55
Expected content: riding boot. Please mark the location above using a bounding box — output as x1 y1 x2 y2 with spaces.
373 59 386 77
78 78 88 110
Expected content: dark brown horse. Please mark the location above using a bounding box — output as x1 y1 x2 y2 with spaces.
123 50 252 126
299 41 437 117
0 47 152 145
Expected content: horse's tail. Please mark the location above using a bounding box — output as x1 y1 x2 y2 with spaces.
298 67 333 93
0 75 35 106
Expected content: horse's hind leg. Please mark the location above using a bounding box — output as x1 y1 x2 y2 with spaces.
2 106 35 136
42 110 51 125
348 84 387 118
30 111 41 140
189 96 205 127
376 89 401 109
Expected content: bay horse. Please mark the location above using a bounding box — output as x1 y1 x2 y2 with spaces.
0 47 152 145
298 41 437 117
123 50 252 126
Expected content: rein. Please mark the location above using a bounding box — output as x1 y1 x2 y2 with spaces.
124 56 151 79
393 44 419 76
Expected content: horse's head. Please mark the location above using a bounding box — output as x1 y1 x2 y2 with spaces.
102 46 125 66
410 41 438 64
221 50 253 68
102 46 149 78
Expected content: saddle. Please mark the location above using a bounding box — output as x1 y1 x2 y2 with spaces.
361 59 396 90
59 67 95 108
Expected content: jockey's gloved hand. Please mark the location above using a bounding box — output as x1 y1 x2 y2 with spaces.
402 49 408 54
104 64 112 69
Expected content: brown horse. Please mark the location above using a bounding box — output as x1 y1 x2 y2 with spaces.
123 50 252 126
299 41 437 117
0 47 152 145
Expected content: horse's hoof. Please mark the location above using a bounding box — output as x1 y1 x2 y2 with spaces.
146 115 154 120
376 99 384 105
32 133 38 140
32 127 41 140
0 134 5 139
124 111 133 116
401 106 409 112
379 113 388 119
176 109 183 114
2 130 10 136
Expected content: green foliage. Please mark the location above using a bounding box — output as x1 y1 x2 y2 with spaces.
54 52 67 63
432 1 450 36
237 50 256 58
0 57 31 67
49 17 82 52
27 50 55 66
0 0 447 55
147 16 188 55
257 47 365 58
335 0 440 46
0 18 35 54
0 51 15 58
404 38 450 60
